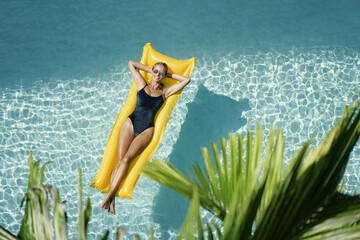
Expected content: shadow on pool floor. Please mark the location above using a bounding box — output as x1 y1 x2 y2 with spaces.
152 84 250 238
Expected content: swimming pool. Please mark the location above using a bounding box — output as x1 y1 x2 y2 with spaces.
1 0 359 239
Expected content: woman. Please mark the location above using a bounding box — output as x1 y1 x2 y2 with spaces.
101 60 191 214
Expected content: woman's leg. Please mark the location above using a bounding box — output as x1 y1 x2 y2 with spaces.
105 127 154 214
102 119 154 214
101 118 134 211
105 118 134 212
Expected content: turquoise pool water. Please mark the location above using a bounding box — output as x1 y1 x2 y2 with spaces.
1 0 360 239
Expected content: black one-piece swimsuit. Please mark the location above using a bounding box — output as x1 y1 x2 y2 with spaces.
128 86 164 137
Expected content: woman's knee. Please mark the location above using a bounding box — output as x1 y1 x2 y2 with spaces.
114 156 131 168
121 157 131 165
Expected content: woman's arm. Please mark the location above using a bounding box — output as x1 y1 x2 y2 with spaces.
128 60 152 90
163 73 191 99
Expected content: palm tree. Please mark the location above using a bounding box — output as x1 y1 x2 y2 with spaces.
142 100 360 239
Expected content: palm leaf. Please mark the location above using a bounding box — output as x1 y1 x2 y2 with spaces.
17 152 69 240
49 187 68 240
77 168 91 240
209 220 222 240
298 193 360 239
147 226 155 240
254 101 360 239
19 151 54 240
256 126 285 224
115 227 126 240
254 140 312 239
0 226 20 240
177 187 203 240
221 164 267 240
142 158 224 219
99 231 109 240
1 151 136 240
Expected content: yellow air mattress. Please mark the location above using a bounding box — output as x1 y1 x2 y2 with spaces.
91 43 196 199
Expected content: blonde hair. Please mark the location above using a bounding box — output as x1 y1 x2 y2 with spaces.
152 62 168 75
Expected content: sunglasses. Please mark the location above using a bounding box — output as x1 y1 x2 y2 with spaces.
153 69 165 76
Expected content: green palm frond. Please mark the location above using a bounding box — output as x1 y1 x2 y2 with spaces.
298 193 360 239
143 100 360 239
78 168 91 240
49 187 68 240
255 101 360 240
0 225 20 240
115 227 126 240
18 151 58 240
16 152 70 240
1 151 156 240
142 125 289 239
221 162 267 240
177 187 203 240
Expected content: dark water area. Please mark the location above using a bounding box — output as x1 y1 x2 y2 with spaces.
1 0 360 88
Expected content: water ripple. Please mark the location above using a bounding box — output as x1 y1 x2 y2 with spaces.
0 46 359 239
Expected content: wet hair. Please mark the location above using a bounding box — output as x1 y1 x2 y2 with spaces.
152 62 168 75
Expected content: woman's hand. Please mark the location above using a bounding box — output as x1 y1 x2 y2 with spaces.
129 60 152 73
166 72 190 83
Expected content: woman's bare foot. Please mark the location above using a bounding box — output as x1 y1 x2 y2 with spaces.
108 197 115 215
101 193 110 210
101 201 109 210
